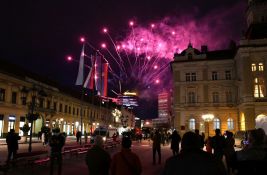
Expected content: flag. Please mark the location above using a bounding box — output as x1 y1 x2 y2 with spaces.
83 56 95 90
75 44 85 85
102 63 108 96
83 67 93 89
95 55 108 96
95 55 102 94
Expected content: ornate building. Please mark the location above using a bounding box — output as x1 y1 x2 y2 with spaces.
0 59 134 137
171 0 267 136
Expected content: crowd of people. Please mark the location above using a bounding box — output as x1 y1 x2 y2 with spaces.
4 127 267 175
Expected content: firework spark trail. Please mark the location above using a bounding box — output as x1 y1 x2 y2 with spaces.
103 29 126 67
102 46 127 76
145 62 170 86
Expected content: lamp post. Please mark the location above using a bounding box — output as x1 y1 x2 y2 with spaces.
201 114 214 137
21 86 40 152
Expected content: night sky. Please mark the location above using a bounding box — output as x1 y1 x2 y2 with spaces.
1 0 247 119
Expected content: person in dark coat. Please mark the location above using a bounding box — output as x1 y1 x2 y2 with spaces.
224 131 235 174
162 131 227 175
152 130 161 164
195 129 205 149
211 129 226 160
76 131 81 143
6 129 21 163
49 128 65 175
170 130 181 156
85 135 111 175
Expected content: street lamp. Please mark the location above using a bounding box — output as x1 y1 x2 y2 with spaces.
201 114 214 137
21 86 41 152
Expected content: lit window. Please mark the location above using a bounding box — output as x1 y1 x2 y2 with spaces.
188 92 196 103
225 71 231 80
213 118 220 129
227 118 234 130
254 77 265 98
212 72 218 80
189 118 196 130
259 63 264 71
251 63 256 71
212 92 219 103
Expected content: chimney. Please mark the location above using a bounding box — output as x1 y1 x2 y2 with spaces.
201 45 208 53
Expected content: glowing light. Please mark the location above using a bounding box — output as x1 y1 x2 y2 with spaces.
116 45 121 50
103 28 108 33
123 92 137 96
147 56 151 60
155 79 160 84
129 21 134 26
67 56 72 61
145 121 150 125
202 114 214 122
122 44 126 48
80 37 85 42
154 65 158 69
172 31 176 35
151 24 155 28
101 43 106 48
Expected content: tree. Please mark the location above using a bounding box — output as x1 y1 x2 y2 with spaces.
20 123 30 143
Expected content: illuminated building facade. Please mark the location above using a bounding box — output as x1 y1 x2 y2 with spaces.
171 0 267 135
0 60 132 137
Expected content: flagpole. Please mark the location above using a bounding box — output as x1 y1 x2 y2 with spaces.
75 43 85 145
80 87 84 145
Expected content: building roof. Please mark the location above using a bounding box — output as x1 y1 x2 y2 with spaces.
172 48 236 63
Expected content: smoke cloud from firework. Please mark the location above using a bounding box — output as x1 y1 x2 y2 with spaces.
103 2 245 99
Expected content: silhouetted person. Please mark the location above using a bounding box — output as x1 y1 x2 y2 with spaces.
224 131 235 174
111 136 142 175
85 135 111 175
211 129 225 160
49 128 65 175
162 131 227 175
152 130 162 164
6 129 21 163
170 130 181 156
195 129 205 149
76 131 81 143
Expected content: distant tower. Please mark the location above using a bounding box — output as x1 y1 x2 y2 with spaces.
246 0 267 29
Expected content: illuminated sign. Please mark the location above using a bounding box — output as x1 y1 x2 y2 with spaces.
117 92 138 107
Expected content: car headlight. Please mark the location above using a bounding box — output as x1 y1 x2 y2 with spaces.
103 137 106 141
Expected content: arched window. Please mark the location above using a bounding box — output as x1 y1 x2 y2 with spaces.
189 118 196 130
227 118 234 130
213 118 220 129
